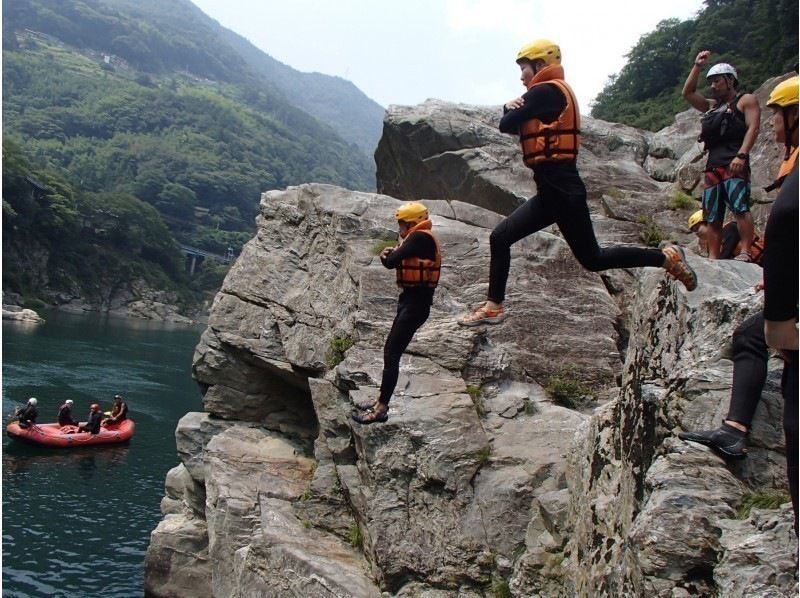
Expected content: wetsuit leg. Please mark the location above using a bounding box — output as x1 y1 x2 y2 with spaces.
379 296 431 405
550 175 664 271
725 312 769 426
782 352 798 534
488 194 556 302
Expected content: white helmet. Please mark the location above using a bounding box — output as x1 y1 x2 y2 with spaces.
28 397 37 406
65 399 74 406
707 63 738 81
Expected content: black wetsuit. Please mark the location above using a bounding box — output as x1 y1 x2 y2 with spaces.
762 165 799 532
488 83 664 303
58 404 78 427
80 411 102 435
17 404 38 428
378 232 437 406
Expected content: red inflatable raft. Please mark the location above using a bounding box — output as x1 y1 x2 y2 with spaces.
6 419 135 448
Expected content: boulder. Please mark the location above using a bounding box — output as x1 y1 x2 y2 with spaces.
146 91 796 597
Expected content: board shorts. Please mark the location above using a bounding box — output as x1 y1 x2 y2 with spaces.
702 166 751 224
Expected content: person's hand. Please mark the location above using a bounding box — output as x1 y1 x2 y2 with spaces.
505 97 524 110
729 156 746 177
694 50 711 67
380 247 394 259
754 279 765 293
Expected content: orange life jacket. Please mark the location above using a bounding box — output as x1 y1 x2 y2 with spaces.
765 147 798 192
395 220 441 289
519 64 581 167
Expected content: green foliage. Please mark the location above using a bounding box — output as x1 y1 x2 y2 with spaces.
2 138 188 302
347 524 363 550
606 187 625 199
371 238 397 256
638 217 667 248
592 0 799 130
736 490 791 519
476 445 492 466
545 368 591 409
325 334 355 368
668 191 697 210
467 384 487 417
490 577 512 598
2 1 378 305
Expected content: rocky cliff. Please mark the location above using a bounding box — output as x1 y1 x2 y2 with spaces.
144 76 797 597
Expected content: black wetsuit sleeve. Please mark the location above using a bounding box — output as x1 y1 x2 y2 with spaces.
499 83 567 135
720 222 741 259
763 166 799 322
382 232 437 269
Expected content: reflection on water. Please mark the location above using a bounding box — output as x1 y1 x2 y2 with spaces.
3 310 204 597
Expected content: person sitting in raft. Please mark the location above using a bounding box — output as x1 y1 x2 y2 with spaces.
57 399 79 427
351 201 441 425
687 210 764 263
16 397 38 429
103 395 128 426
79 403 103 435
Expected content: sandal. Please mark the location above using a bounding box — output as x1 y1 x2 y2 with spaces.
351 406 389 425
733 252 753 263
458 304 507 327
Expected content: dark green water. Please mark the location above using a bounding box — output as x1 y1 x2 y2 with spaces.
2 311 205 597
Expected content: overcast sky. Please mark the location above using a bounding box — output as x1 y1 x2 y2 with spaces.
191 0 704 112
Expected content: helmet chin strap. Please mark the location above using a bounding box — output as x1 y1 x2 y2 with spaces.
783 106 799 159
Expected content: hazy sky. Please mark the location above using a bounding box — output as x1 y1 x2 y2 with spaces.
191 0 704 112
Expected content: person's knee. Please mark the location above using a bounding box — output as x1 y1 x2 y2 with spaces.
574 251 603 272
490 222 512 250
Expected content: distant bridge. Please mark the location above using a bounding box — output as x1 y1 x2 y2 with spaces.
179 245 235 276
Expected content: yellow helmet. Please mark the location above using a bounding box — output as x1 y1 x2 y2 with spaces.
517 39 561 65
688 210 705 230
395 201 428 223
767 76 799 108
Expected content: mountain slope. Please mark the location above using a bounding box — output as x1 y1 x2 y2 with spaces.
2 0 382 309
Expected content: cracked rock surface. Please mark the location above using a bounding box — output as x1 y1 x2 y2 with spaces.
145 79 796 597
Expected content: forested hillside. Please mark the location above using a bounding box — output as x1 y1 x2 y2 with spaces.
591 0 798 130
2 0 383 312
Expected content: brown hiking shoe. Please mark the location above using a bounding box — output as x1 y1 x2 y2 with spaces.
662 245 697 291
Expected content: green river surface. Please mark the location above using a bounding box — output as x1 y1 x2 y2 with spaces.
2 310 205 597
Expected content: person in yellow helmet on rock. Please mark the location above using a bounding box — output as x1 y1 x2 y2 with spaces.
460 39 697 326
762 74 799 532
687 209 764 264
352 201 442 424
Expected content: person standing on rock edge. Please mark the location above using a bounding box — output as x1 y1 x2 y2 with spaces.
761 76 799 533
459 39 697 327
351 202 441 425
682 51 760 261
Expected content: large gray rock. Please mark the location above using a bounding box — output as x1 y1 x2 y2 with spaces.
565 256 795 597
147 91 796 597
375 100 662 217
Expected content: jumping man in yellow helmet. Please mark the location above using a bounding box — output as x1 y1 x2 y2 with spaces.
352 201 442 424
460 40 697 326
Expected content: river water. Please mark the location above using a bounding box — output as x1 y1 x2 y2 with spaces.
2 311 205 597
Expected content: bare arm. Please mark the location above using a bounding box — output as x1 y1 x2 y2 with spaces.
683 50 713 112
729 93 761 176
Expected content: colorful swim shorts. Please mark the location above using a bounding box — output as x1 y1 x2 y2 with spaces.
702 166 751 224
